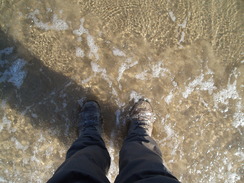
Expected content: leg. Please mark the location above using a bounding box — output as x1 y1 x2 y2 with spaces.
48 101 111 183
48 127 110 183
115 99 179 183
115 129 179 183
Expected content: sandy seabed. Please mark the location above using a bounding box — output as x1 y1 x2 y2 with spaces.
0 0 243 182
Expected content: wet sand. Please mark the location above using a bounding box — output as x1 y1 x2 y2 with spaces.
0 0 243 182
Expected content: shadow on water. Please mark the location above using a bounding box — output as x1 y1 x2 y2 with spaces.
0 29 125 147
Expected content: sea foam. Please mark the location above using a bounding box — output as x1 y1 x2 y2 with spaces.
28 9 69 31
0 59 27 88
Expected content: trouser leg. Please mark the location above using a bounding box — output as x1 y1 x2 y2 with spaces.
48 127 111 183
115 127 179 183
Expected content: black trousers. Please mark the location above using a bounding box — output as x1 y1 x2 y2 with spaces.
47 126 180 183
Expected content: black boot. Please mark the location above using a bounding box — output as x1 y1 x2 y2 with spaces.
78 100 102 136
129 99 155 136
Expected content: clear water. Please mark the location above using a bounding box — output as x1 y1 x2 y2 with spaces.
0 0 243 182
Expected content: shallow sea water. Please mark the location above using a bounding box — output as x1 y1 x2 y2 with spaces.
0 0 243 182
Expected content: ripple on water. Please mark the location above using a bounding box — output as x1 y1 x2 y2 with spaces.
0 0 243 182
